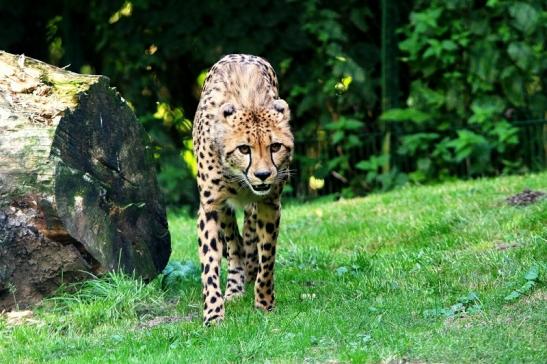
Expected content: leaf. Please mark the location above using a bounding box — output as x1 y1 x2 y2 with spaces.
425 292 482 319
469 96 506 125
416 157 432 171
490 122 518 151
342 118 365 130
450 302 465 313
509 2 539 35
332 130 345 144
355 155 389 171
335 75 352 92
355 160 373 171
446 130 489 162
324 122 342 131
326 156 347 172
398 133 439 155
379 108 431 123
504 266 539 302
459 292 479 304
423 45 437 59
520 280 536 293
441 39 457 51
349 8 371 32
466 304 482 314
399 35 422 57
504 291 521 301
500 66 525 106
423 307 453 319
507 42 532 70
325 117 364 131
408 81 445 109
469 43 500 84
410 8 443 33
336 266 349 276
524 265 539 281
162 260 200 291
347 134 360 148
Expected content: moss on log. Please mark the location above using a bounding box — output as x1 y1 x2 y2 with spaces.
0 51 171 309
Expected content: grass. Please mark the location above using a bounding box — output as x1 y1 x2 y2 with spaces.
1 173 546 363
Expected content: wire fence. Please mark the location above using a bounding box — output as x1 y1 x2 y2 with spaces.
288 119 547 199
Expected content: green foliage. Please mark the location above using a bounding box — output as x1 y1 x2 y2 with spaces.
394 0 546 182
1 0 544 206
286 0 380 196
423 292 482 319
356 155 408 191
504 265 541 302
161 260 200 292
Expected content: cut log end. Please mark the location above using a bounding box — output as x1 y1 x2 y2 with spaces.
0 51 171 310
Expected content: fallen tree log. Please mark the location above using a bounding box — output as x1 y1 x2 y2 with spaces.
0 51 171 309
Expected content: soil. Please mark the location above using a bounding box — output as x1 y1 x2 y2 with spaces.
3 310 42 326
505 189 545 206
495 242 521 251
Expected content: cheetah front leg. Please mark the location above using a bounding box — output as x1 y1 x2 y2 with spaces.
222 207 246 301
197 205 225 325
242 203 259 284
254 199 281 311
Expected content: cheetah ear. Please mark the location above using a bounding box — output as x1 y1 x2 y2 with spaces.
219 103 236 124
272 99 290 123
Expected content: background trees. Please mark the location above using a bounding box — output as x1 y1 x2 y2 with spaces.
1 0 545 208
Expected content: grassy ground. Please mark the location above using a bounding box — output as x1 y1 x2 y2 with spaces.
1 173 546 363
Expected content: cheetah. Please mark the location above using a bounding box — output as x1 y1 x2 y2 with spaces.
192 54 294 325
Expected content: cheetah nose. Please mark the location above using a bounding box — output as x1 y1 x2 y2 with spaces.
254 170 271 181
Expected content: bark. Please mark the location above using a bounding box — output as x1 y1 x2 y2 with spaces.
0 51 171 309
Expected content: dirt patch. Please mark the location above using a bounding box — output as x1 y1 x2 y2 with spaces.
521 289 547 304
136 314 196 330
495 241 521 251
505 189 545 206
383 358 427 364
2 310 43 326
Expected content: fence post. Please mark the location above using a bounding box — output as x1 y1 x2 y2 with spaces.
380 0 400 175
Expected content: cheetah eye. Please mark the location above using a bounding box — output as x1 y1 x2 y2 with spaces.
270 143 282 153
238 145 250 154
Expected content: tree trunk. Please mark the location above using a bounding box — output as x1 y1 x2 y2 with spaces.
0 51 171 310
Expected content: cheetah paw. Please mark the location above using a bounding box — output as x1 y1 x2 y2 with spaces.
255 301 274 312
224 289 245 302
203 314 224 327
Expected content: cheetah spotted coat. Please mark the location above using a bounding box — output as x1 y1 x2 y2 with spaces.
192 54 294 325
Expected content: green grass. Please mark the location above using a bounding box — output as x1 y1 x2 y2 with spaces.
1 173 546 363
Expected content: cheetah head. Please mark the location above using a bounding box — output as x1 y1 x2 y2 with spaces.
217 99 294 196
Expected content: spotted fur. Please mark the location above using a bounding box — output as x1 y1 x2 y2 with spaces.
192 54 294 325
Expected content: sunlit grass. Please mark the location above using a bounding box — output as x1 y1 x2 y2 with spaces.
1 172 546 363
